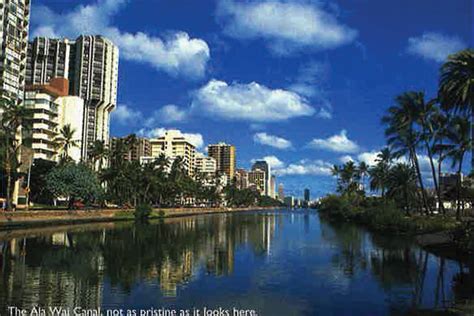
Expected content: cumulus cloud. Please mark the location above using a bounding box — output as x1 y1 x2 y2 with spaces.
308 130 360 153
157 105 188 123
217 0 357 54
275 159 333 177
192 79 315 122
111 104 143 125
31 0 210 78
357 151 380 166
251 156 332 176
138 128 204 149
406 32 466 63
253 132 292 149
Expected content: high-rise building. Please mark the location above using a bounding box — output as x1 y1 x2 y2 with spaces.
248 169 266 195
252 160 272 196
150 130 196 176
304 188 310 202
0 0 31 102
110 136 151 162
24 78 84 163
278 183 284 201
270 175 276 199
26 38 73 86
207 143 236 180
26 35 119 159
195 152 217 176
235 168 249 190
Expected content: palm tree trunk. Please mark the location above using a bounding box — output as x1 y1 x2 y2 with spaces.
5 136 12 211
424 140 442 214
411 149 431 215
456 154 464 220
437 154 446 215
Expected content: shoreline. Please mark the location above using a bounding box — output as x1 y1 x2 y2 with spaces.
318 211 473 263
0 206 280 231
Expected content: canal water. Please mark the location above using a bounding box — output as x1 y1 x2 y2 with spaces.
0 210 473 315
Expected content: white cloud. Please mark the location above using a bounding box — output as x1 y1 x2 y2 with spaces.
407 32 466 63
157 105 188 123
253 132 292 149
217 0 357 54
192 79 315 122
252 155 286 169
251 156 332 176
275 159 333 177
111 104 142 125
308 130 359 153
138 128 204 149
357 151 380 166
339 155 354 163
31 1 210 78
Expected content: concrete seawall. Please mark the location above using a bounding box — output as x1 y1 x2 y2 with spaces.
0 207 279 231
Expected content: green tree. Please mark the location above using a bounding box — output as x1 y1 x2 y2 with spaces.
439 49 474 113
386 163 417 215
0 99 31 210
54 124 79 162
444 116 471 218
45 163 103 209
88 140 108 170
382 92 431 214
29 158 57 205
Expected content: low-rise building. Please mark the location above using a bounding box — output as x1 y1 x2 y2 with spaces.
195 152 217 176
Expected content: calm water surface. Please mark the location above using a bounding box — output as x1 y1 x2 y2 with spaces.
0 210 473 315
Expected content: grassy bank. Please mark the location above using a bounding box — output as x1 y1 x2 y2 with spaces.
0 206 277 230
318 195 459 234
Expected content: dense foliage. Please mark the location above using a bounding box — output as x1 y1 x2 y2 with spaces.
45 163 103 208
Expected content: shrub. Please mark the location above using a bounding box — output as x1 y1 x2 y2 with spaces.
134 203 152 221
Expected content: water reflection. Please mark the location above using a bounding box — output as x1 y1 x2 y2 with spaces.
0 211 472 315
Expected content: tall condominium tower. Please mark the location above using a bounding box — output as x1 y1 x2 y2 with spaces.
0 0 31 102
26 35 119 159
207 143 236 180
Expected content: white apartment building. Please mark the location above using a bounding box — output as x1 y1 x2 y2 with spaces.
150 130 196 176
0 0 31 102
26 35 119 160
24 78 84 163
195 152 217 176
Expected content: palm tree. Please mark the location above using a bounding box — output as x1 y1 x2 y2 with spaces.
386 163 417 215
445 116 471 219
54 124 79 162
88 140 108 170
0 99 31 210
382 92 431 214
414 94 444 213
439 49 474 173
439 49 474 113
358 161 369 192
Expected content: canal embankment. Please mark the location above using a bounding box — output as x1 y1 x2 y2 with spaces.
0 206 277 230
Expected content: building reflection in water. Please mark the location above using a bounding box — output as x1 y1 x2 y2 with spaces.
0 212 472 315
0 212 277 311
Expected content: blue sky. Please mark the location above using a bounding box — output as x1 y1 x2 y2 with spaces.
31 0 472 198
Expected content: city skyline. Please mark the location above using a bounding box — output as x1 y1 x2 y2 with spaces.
28 0 471 198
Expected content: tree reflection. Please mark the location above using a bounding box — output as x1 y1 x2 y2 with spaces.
0 213 277 311
319 216 473 315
